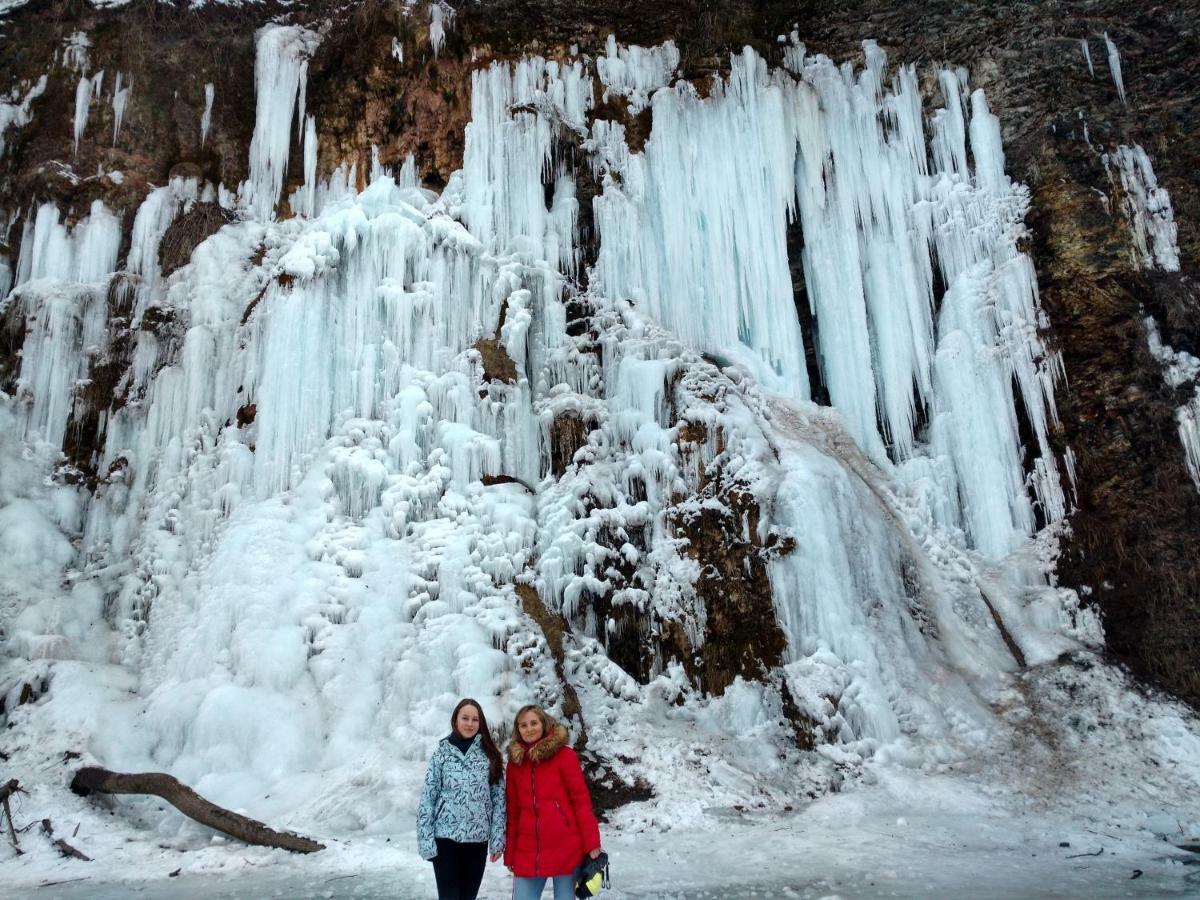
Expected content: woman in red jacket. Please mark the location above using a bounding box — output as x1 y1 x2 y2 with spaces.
504 705 602 900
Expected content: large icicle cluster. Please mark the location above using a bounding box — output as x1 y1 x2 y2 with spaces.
591 38 1065 560
0 28 1097 827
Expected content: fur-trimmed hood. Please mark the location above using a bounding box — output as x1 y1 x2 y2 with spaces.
506 722 569 764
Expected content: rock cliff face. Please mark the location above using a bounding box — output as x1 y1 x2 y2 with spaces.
0 0 1196 709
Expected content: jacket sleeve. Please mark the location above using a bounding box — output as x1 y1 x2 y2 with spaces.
503 762 516 867
560 748 601 853
416 747 442 860
489 772 506 855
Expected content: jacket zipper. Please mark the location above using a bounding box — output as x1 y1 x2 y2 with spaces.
531 761 540 875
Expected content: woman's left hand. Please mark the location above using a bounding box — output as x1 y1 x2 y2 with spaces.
589 848 602 860
490 852 502 862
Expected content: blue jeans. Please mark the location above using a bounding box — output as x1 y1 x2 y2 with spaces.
512 874 574 900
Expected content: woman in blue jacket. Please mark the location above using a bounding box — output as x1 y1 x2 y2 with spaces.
417 698 507 900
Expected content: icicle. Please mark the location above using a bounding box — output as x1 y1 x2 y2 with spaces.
111 73 131 146
396 153 418 188
200 82 215 147
1104 32 1127 107
246 24 320 221
782 31 806 74
462 55 593 253
369 144 388 184
72 75 91 154
1080 38 1094 77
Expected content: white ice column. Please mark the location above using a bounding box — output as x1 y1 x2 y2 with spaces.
926 86 1064 557
12 200 121 448
792 45 937 460
591 49 810 399
200 83 215 147
246 24 319 221
462 56 591 256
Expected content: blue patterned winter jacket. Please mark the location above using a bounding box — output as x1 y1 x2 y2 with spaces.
417 734 506 859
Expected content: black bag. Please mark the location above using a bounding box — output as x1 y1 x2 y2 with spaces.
574 850 611 898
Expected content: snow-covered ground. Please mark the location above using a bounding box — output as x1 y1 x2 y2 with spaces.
9 770 1200 899
6 639 1200 897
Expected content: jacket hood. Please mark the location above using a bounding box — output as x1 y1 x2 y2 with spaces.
507 722 569 764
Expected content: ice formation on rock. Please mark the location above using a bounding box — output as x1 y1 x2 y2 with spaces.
1108 145 1194 491
0 34 1098 827
596 34 679 113
1106 144 1180 272
591 39 1064 558
429 1 453 58
1080 38 1094 77
1146 318 1200 493
0 74 46 159
61 30 90 72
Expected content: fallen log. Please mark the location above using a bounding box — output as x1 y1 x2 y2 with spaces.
70 768 324 853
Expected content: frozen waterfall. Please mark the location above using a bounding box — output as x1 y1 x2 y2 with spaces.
0 31 1096 828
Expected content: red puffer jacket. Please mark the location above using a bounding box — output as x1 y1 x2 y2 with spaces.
503 723 601 878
